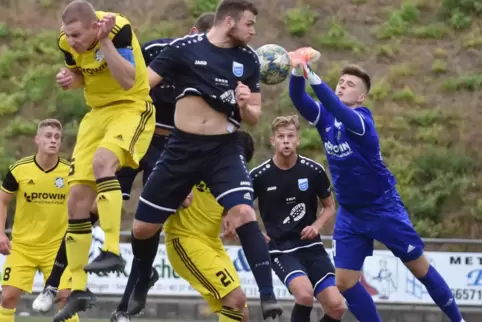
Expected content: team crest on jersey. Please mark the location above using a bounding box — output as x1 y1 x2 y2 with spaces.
232 61 244 77
54 177 65 188
94 49 104 62
298 178 308 191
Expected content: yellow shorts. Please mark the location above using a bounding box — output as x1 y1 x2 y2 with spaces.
166 237 241 313
1 245 72 293
68 100 155 185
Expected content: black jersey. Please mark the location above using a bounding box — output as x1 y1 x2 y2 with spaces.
141 37 175 129
250 155 332 253
148 33 260 127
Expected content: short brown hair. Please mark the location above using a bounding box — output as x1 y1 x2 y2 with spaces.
271 115 300 133
214 0 258 24
61 0 98 25
38 119 63 133
341 64 371 93
193 12 215 32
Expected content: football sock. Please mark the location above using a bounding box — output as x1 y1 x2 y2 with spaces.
219 306 244 321
117 258 139 312
0 306 15 322
320 314 341 322
66 218 91 291
418 265 463 322
291 303 312 322
235 221 274 299
45 233 68 289
89 211 99 225
45 212 97 289
131 230 160 283
342 282 382 322
65 314 80 322
96 176 122 256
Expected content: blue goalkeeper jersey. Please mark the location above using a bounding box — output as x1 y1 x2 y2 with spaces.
289 75 396 206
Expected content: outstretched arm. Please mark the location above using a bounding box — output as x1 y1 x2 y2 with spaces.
305 68 369 135
311 81 366 135
289 72 322 125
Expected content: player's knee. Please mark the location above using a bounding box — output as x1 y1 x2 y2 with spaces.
295 291 314 307
92 148 120 178
227 204 256 228
322 295 345 319
0 286 21 308
335 269 360 292
132 219 162 240
222 287 247 311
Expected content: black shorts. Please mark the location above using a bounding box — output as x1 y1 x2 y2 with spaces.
136 129 253 223
117 134 168 200
271 244 335 296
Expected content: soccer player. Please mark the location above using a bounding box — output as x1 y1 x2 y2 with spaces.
249 115 345 322
54 1 155 320
115 131 254 322
110 13 216 321
288 47 465 322
130 0 282 319
33 11 215 318
0 119 76 322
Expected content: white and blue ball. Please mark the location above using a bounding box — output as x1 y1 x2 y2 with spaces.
256 44 291 85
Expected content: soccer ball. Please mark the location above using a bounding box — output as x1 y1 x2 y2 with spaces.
256 44 291 85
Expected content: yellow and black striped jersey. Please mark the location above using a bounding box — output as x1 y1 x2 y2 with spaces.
57 11 151 109
164 182 224 247
1 155 70 249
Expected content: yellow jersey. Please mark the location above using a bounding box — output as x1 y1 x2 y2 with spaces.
57 11 151 109
1 155 70 249
164 182 224 246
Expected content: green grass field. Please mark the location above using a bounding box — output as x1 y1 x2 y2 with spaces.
17 317 207 322
17 319 105 322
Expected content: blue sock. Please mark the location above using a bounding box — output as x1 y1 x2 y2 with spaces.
418 265 463 322
342 282 382 322
291 303 312 322
236 221 274 299
117 258 139 311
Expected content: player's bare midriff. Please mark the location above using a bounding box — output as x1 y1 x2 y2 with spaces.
174 96 238 135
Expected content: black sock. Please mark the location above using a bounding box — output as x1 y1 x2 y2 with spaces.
45 235 68 289
235 221 274 298
89 211 99 225
131 230 160 283
117 258 139 311
320 314 341 322
291 304 312 322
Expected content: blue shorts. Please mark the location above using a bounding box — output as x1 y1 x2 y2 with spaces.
271 245 335 297
116 134 168 200
136 129 254 224
333 198 424 271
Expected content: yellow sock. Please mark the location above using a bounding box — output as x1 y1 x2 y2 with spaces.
66 218 92 291
0 306 15 322
96 176 122 256
65 313 80 322
219 306 244 322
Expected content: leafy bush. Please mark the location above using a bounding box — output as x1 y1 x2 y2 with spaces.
283 6 317 37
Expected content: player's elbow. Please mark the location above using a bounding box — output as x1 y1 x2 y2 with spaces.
242 104 261 126
321 196 336 217
120 75 135 90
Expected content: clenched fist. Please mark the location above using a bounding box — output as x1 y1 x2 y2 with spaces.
56 68 74 90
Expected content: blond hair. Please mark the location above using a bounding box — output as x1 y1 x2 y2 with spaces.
271 114 300 133
61 0 98 25
37 119 63 134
